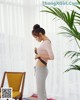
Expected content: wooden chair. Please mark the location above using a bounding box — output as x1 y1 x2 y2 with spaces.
0 72 26 100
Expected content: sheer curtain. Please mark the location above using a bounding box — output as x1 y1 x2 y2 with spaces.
0 0 80 100
0 0 34 97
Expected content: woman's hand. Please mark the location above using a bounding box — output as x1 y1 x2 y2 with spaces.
35 54 40 59
34 47 37 54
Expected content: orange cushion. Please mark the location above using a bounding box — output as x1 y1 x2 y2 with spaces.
12 91 21 98
7 73 23 91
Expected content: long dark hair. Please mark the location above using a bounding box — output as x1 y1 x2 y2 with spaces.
32 24 45 36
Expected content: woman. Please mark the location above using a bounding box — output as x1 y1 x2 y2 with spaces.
32 24 54 100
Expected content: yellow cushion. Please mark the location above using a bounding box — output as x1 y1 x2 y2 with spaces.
12 91 21 98
7 73 23 91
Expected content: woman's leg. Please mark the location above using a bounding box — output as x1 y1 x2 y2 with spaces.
35 66 48 100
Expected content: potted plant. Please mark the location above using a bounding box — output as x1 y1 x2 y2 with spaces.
42 0 80 72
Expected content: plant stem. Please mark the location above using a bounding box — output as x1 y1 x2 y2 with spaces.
75 38 80 50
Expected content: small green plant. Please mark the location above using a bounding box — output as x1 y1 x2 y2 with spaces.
42 0 80 72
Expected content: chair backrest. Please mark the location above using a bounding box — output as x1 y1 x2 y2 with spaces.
1 72 26 92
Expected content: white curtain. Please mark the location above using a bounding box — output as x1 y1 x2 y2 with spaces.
0 0 34 97
0 0 80 100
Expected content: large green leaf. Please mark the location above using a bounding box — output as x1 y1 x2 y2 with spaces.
42 6 75 28
42 6 80 40
42 0 80 72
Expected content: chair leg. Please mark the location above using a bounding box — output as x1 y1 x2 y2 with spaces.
19 97 22 100
15 98 18 100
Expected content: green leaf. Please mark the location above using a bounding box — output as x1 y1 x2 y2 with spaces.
75 5 80 10
42 3 80 73
64 51 80 58
60 26 80 40
77 0 80 4
64 51 74 57
65 65 80 72
72 58 80 64
58 32 72 37
60 26 74 36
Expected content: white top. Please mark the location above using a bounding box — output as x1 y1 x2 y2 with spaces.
37 40 54 62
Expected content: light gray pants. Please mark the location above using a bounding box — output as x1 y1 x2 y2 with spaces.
34 66 48 100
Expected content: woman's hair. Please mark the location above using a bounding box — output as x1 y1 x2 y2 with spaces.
32 24 45 36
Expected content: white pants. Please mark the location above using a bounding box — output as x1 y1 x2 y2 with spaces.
35 66 48 100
